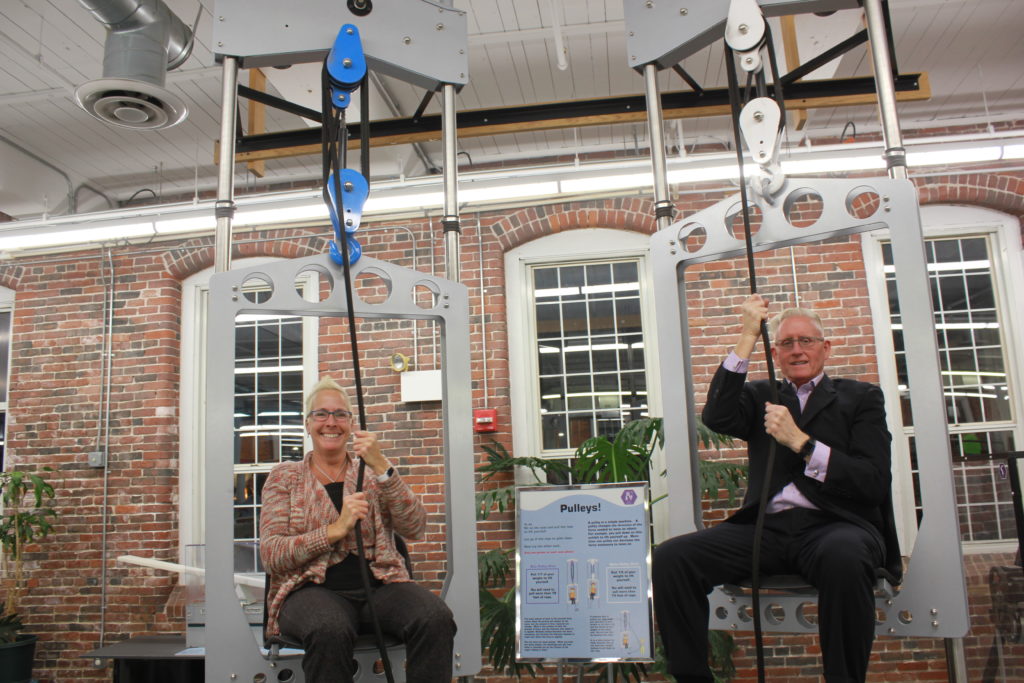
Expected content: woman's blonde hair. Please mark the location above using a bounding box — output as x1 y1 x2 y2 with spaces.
304 376 352 414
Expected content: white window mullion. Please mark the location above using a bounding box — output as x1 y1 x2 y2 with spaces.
863 205 1024 550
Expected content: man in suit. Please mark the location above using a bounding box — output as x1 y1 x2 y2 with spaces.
652 294 901 683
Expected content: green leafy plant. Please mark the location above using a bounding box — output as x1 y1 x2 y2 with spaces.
0 469 58 643
476 441 566 677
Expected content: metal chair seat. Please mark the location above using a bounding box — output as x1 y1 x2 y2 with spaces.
721 567 899 599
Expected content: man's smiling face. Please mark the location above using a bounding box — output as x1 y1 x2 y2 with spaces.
771 315 831 387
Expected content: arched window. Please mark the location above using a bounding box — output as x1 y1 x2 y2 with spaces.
179 259 319 564
863 205 1024 549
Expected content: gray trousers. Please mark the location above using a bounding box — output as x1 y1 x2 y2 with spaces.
279 581 456 683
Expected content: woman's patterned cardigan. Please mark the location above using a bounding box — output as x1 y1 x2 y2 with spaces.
259 451 425 638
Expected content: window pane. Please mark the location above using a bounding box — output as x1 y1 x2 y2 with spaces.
887 236 1017 542
232 284 308 551
531 259 649 454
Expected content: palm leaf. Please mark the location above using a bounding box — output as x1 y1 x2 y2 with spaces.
699 461 749 506
479 587 543 678
571 417 663 484
477 547 513 589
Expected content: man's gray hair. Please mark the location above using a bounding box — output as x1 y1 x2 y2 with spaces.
305 376 352 414
768 307 826 339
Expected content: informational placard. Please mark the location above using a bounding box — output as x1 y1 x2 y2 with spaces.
515 483 653 663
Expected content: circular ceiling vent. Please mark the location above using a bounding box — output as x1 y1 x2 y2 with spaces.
75 78 188 130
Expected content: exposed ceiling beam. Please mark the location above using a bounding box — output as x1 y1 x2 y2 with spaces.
220 73 930 164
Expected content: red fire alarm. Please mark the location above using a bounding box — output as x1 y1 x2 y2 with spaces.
473 408 497 433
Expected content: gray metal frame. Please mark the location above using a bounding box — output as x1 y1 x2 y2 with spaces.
624 0 859 71
650 176 970 637
203 254 481 679
213 0 468 89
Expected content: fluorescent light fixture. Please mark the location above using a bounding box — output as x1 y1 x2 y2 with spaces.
908 146 1003 166
941 370 1007 378
365 191 442 212
535 286 582 298
154 214 216 234
581 283 639 294
462 181 560 202
781 155 884 174
668 165 749 183
235 203 330 226
890 322 999 330
562 172 653 193
0 222 154 250
234 365 305 374
1004 144 1024 159
3 132 1023 253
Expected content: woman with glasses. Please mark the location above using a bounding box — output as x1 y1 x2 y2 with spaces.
260 376 456 682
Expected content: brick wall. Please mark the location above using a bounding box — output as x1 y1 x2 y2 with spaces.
2 165 1022 681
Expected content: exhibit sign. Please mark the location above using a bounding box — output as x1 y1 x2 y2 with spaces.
515 483 653 663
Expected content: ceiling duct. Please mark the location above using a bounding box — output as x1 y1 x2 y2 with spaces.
75 0 193 130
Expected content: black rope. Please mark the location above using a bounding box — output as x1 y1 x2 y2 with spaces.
725 45 781 683
320 60 396 683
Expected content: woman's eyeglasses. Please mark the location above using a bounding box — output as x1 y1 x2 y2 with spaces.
307 409 353 422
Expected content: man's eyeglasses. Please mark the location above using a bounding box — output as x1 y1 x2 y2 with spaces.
307 409 353 422
776 336 825 350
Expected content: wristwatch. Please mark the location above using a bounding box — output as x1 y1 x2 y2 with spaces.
797 438 817 460
376 466 395 483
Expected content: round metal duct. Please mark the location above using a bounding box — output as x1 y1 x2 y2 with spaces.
75 0 192 130
75 77 187 130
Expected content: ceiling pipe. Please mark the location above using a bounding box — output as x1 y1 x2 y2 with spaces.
75 0 193 130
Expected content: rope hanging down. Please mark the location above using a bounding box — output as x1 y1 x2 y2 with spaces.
320 39 398 682
723 22 787 683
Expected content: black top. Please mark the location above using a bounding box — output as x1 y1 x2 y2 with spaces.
322 482 381 590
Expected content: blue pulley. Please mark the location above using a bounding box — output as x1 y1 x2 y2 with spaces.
326 168 369 235
326 24 367 109
329 234 362 266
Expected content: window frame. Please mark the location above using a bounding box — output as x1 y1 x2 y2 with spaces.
505 228 666 534
862 204 1024 553
179 258 319 561
0 286 13 470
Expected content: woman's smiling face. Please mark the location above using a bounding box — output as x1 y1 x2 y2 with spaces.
306 389 352 459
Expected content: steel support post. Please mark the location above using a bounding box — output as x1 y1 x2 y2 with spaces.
863 0 907 180
215 56 239 273
441 83 461 282
867 1 966 677
643 63 674 230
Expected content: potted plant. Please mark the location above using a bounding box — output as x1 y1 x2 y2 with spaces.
0 468 57 683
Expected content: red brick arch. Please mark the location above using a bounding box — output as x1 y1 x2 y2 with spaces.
0 264 22 290
490 197 658 252
915 172 1024 221
162 230 329 280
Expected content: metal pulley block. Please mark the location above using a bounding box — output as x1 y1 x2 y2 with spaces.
725 0 767 73
326 24 367 109
739 97 785 200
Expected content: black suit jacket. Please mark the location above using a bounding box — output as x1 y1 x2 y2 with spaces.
702 363 903 583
